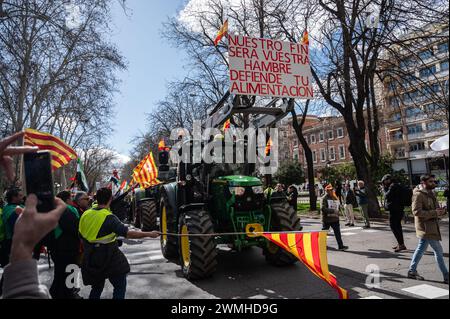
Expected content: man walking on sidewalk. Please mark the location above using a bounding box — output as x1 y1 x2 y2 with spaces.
382 175 407 252
407 174 448 284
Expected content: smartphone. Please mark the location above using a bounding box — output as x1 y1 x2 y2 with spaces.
24 151 55 212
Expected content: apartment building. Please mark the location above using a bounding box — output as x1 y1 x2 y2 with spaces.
382 23 449 184
279 115 386 177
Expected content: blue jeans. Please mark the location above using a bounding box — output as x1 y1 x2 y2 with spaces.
89 274 127 299
409 239 449 279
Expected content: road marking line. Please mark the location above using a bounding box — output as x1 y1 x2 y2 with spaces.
341 227 363 231
360 296 383 299
341 232 357 236
402 284 449 299
248 295 269 299
363 229 380 233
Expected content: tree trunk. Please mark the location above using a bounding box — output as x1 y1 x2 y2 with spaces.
345 116 381 217
290 103 317 211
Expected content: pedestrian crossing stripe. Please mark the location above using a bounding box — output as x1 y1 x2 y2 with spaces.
402 284 449 299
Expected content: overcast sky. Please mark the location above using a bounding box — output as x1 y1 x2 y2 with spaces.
107 0 188 161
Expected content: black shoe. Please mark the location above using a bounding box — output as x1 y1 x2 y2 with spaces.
363 225 371 229
444 277 449 285
350 224 355 227
299 226 304 231
407 271 424 281
338 246 349 251
344 223 351 226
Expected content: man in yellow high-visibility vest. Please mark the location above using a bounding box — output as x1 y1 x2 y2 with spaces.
79 188 159 299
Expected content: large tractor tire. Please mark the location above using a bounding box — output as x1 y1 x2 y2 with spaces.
264 201 302 266
132 200 142 229
141 200 158 231
178 211 217 280
159 194 179 260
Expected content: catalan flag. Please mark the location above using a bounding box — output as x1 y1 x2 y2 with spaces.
24 129 77 171
262 231 349 299
132 152 160 188
214 19 228 46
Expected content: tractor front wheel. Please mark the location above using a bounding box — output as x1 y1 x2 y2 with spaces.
264 201 302 266
159 195 179 260
141 200 158 231
178 211 217 280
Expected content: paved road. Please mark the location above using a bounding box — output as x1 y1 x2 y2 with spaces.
19 216 450 299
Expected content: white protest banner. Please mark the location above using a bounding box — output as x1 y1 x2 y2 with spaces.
228 35 313 99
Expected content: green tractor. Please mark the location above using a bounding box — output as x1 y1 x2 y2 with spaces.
158 93 302 280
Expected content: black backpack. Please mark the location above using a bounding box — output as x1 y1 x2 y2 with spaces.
401 186 413 207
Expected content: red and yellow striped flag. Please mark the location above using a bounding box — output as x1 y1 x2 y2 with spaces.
132 152 160 188
301 30 309 46
262 231 349 299
214 19 228 46
222 119 231 132
24 129 77 171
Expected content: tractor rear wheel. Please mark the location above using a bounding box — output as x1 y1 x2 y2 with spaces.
264 201 302 266
141 200 158 231
159 195 178 260
178 211 217 280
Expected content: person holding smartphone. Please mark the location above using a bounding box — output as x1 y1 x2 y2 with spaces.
408 174 449 284
1 131 68 299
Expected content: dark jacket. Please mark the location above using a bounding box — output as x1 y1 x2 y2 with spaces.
53 207 80 254
355 188 368 205
321 194 340 224
80 214 130 285
343 189 357 206
383 183 404 213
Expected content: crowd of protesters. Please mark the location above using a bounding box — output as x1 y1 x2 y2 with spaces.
0 131 448 300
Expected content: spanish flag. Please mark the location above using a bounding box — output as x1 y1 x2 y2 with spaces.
214 19 228 46
24 129 77 171
132 152 160 188
262 231 349 299
301 30 309 46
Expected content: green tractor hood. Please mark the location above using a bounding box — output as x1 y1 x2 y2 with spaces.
217 175 262 187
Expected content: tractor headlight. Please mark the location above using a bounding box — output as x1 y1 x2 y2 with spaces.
252 186 264 194
229 186 246 196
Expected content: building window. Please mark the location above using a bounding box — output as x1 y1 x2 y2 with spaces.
392 130 403 141
438 42 449 54
336 128 344 138
403 90 418 104
405 107 423 118
409 142 425 152
320 148 326 162
319 131 324 142
441 61 449 72
407 124 423 135
329 147 336 161
418 49 433 61
310 134 316 144
390 112 401 122
339 145 346 159
327 130 334 140
394 147 406 158
312 151 317 163
400 57 415 69
427 121 445 131
294 154 298 161
419 65 437 78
